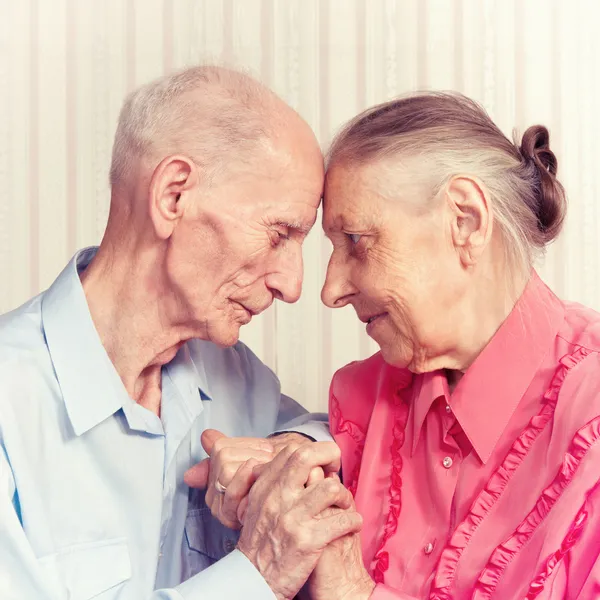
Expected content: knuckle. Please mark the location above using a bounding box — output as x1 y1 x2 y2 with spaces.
278 444 296 462
337 511 352 529
336 509 361 532
244 457 258 471
224 487 243 503
325 441 342 461
294 528 313 552
212 438 226 454
208 501 221 520
322 478 342 497
279 512 297 535
221 462 239 482
290 444 312 467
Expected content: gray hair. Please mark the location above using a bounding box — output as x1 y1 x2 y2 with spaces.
327 92 567 277
109 66 279 187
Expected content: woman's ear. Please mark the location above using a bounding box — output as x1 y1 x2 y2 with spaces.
148 155 200 240
445 175 492 268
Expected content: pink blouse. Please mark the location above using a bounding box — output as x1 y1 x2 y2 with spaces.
330 272 600 599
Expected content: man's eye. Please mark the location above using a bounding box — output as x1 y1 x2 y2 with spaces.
347 233 362 244
276 227 289 240
271 227 289 245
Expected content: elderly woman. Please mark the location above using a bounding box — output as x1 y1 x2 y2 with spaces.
197 92 600 600
313 92 600 599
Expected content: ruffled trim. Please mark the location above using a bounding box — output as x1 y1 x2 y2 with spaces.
331 394 366 496
525 501 589 599
371 395 410 584
473 414 600 599
430 346 591 600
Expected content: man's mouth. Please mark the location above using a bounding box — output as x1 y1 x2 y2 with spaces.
236 301 272 318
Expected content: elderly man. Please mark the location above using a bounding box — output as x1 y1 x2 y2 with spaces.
0 67 360 599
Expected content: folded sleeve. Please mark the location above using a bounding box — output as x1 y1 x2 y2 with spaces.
155 550 276 600
369 584 419 599
274 393 331 442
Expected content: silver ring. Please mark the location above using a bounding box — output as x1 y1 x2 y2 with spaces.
215 480 227 494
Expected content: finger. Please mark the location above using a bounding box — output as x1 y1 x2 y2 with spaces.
295 478 354 518
306 466 325 487
307 509 363 548
269 432 310 454
237 495 249 525
221 458 260 527
211 435 274 456
201 429 228 456
251 461 269 480
214 448 274 469
217 453 272 489
249 442 341 498
282 442 342 487
183 459 210 488
208 487 240 529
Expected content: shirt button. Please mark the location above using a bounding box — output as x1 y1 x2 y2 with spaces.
224 538 236 553
424 542 434 555
445 404 452 413
442 456 453 469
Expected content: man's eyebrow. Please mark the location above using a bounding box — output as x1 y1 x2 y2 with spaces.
277 220 313 234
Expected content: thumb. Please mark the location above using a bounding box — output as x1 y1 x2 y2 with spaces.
201 428 227 456
184 458 210 488
237 496 249 525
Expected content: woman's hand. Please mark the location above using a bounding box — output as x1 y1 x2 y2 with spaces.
300 517 375 600
237 442 364 600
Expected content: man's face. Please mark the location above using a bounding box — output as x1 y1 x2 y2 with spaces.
168 134 324 347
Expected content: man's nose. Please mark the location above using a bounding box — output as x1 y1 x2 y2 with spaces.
266 245 303 304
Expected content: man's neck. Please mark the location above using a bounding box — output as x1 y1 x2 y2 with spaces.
79 243 196 413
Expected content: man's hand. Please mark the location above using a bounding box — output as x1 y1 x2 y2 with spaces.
237 442 363 600
300 527 375 600
184 430 323 529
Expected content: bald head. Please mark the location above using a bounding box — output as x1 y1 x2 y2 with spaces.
109 65 309 190
96 66 324 351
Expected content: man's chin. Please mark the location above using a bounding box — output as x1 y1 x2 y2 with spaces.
208 325 242 349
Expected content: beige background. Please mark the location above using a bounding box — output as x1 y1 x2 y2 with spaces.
1 0 599 411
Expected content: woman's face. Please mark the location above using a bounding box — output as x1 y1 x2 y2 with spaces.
321 161 466 372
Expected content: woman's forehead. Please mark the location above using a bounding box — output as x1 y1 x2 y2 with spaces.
322 180 387 235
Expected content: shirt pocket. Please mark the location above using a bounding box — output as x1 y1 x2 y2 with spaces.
37 537 131 600
183 507 240 580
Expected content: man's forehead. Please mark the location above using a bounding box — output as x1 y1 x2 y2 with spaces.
272 201 320 231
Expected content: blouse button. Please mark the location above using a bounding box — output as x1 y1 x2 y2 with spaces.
445 404 452 413
424 542 434 555
442 456 453 469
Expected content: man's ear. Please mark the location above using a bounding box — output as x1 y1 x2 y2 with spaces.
445 175 492 268
148 155 199 240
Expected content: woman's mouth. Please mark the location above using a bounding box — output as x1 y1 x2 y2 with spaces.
365 313 387 332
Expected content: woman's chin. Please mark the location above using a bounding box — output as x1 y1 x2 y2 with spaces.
379 344 412 370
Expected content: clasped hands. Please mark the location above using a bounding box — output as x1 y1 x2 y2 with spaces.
184 430 375 600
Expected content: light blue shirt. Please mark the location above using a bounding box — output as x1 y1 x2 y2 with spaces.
0 248 328 599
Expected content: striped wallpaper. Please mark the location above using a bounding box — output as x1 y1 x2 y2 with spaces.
1 0 599 411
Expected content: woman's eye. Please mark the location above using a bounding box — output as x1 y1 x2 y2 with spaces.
348 233 362 244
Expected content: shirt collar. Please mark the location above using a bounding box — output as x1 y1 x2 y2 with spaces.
41 247 208 436
410 271 565 464
410 370 450 455
164 343 212 407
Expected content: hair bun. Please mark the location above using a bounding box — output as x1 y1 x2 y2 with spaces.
519 125 566 243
